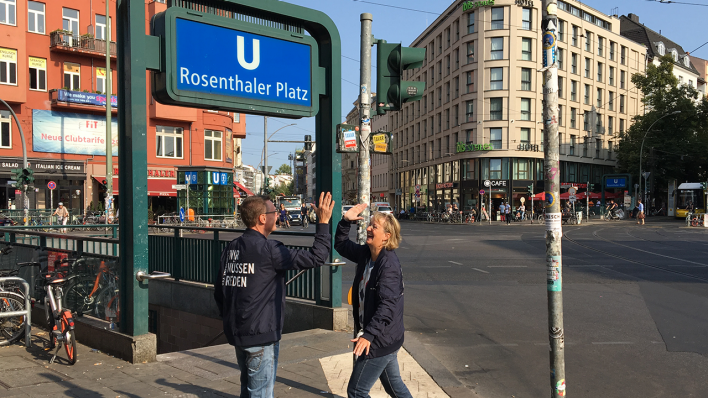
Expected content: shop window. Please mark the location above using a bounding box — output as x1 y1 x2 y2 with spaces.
0 0 15 25
0 112 11 148
490 128 502 150
0 47 17 85
28 1 44 34
29 57 46 91
204 130 222 161
156 126 184 158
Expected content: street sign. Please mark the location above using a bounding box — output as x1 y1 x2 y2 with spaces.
179 207 185 223
642 172 651 179
606 178 627 188
395 189 402 196
520 197 526 203
7 180 17 185
568 187 577 195
185 171 197 184
47 181 56 190
172 184 187 190
569 194 577 203
152 8 321 118
336 124 359 153
371 132 393 154
484 180 491 187
479 189 485 195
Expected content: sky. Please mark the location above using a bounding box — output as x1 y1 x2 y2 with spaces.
241 0 708 172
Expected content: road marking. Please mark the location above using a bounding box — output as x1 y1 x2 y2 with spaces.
487 265 528 268
447 238 466 241
472 268 489 273
448 261 463 265
591 341 634 345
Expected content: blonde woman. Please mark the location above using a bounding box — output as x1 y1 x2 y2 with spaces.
335 204 412 398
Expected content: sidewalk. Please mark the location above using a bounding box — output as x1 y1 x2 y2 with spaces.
0 328 451 398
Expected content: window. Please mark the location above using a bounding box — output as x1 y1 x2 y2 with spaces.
597 36 603 56
156 126 184 158
584 84 590 105
0 47 17 85
490 37 503 60
608 141 613 159
558 105 563 126
619 119 625 133
204 130 222 160
570 135 576 155
559 133 564 154
608 116 614 135
584 57 591 78
466 71 474 93
96 14 110 41
467 42 475 63
491 7 504 30
489 98 503 120
585 31 591 52
558 48 564 70
28 57 46 91
445 109 450 130
454 104 459 125
582 137 588 157
671 49 678 62
445 28 450 48
558 19 565 42
454 21 459 42
583 111 589 132
522 8 531 30
558 76 564 98
597 62 603 82
63 62 80 90
570 80 577 101
620 70 625 89
596 88 602 108
572 25 578 47
656 42 665 56
454 49 459 70
595 138 601 158
454 76 459 98
0 112 10 148
571 53 577 74
619 94 625 113
596 114 603 135
62 7 79 34
445 82 450 102
445 55 450 76
608 92 614 110
620 46 626 65
521 68 531 91
96 67 107 93
490 67 503 90
0 0 15 25
609 66 614 86
437 87 442 106
609 41 615 61
520 98 531 121
570 108 576 128
521 38 532 61
490 128 502 149
520 128 530 145
28 1 44 34
467 11 475 34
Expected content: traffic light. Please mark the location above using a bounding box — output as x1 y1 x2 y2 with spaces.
376 42 426 115
527 184 533 193
304 135 312 151
702 182 707 192
21 168 34 185
11 168 22 183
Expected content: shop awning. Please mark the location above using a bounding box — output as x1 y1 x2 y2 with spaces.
234 182 255 196
92 176 177 197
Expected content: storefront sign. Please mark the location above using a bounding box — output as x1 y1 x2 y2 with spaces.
0 159 85 174
561 182 586 188
56 89 118 108
32 110 118 156
462 0 494 12
113 168 176 178
489 180 508 188
517 144 541 152
456 142 493 153
515 0 534 7
436 182 455 189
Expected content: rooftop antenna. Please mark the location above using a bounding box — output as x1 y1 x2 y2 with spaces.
611 7 619 16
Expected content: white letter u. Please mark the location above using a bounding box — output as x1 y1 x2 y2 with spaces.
237 37 260 70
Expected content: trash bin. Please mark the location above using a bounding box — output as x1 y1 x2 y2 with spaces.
576 211 583 224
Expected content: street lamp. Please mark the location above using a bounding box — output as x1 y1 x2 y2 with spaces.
639 110 681 205
263 117 296 193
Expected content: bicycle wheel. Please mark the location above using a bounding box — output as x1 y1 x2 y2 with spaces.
0 292 26 346
63 277 99 316
61 316 77 365
94 286 119 321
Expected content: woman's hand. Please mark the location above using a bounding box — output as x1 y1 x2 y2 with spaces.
343 203 368 222
351 336 371 356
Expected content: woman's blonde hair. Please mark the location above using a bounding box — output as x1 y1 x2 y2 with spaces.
370 212 401 250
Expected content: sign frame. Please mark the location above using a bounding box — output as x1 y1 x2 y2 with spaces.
151 7 323 118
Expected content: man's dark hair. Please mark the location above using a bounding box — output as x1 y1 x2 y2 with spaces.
240 195 271 228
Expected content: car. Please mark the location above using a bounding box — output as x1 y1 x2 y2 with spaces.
373 205 393 215
288 209 305 226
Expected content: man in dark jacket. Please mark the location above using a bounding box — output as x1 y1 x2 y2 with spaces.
215 192 335 398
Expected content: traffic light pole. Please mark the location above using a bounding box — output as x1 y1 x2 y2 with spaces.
357 13 373 245
0 98 29 226
105 0 113 225
264 116 269 194
541 1 566 397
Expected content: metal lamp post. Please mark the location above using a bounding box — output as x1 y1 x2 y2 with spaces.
639 110 681 204
263 117 295 194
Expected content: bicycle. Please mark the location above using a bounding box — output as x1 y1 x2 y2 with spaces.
0 247 29 347
62 259 119 322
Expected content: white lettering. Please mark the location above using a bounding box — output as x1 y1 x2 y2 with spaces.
191 73 200 85
210 76 218 88
237 36 260 70
276 82 284 96
201 74 209 87
180 67 189 84
301 89 308 101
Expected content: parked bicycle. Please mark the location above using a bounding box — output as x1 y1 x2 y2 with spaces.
0 247 29 347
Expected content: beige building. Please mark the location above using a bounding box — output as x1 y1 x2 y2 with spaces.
391 0 646 214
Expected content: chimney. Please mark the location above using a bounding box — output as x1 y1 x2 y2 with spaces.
628 13 640 23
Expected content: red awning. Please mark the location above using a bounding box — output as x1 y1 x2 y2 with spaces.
91 176 176 197
234 182 255 196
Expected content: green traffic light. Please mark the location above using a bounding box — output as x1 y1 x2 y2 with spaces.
376 42 426 114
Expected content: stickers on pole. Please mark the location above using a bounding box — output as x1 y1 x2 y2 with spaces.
336 124 359 153
547 255 562 292
370 132 392 154
545 212 562 232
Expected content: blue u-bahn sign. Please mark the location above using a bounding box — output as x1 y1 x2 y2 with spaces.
605 177 627 188
152 8 321 118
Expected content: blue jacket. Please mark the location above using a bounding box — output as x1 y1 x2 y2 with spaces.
334 219 405 359
214 224 331 347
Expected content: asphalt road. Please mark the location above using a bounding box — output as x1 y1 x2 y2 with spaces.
268 218 708 398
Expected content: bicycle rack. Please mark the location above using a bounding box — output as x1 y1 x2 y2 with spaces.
0 276 31 347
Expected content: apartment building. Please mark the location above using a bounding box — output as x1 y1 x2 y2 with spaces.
390 0 646 213
689 55 708 98
0 0 246 215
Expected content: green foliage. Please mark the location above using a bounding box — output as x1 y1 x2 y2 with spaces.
616 55 708 195
269 181 294 201
274 164 292 175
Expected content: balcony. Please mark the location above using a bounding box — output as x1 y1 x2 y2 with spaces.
51 89 118 113
50 30 117 59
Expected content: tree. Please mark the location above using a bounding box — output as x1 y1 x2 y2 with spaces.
274 164 292 175
616 55 708 201
269 181 294 201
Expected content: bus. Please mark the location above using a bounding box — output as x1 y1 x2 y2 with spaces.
675 183 706 219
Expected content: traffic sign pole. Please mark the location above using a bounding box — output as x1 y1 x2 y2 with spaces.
357 13 372 245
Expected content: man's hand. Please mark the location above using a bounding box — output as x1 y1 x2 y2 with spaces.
313 192 335 224
351 336 371 356
343 203 368 222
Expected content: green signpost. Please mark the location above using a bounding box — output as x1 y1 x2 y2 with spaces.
118 0 342 342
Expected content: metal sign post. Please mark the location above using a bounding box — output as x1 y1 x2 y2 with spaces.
48 181 56 225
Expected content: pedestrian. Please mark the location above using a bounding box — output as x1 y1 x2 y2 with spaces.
300 202 308 229
214 192 335 398
480 203 487 222
519 203 526 221
335 203 412 398
53 202 69 233
499 202 505 222
278 203 290 228
637 198 645 225
505 202 512 225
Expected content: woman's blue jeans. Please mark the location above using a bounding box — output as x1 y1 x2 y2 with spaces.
235 342 279 398
347 349 413 398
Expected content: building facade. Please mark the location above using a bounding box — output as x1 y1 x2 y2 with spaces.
0 0 246 216
391 0 646 214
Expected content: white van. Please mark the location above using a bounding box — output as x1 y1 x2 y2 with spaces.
372 202 393 215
